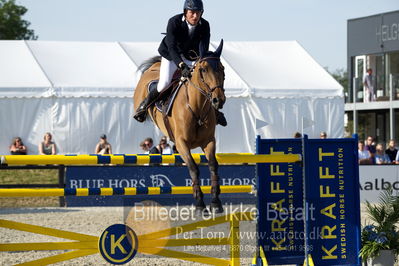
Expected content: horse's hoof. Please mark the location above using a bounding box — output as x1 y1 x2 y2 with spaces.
210 197 224 214
195 206 210 217
210 202 224 214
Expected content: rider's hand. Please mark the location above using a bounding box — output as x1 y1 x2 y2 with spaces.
179 62 191 78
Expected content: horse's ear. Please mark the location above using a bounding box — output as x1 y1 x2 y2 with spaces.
199 41 207 58
214 39 224 58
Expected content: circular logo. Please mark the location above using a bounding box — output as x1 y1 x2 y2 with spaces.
99 224 138 265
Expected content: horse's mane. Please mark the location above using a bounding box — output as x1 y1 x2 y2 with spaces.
138 51 220 74
137 56 162 73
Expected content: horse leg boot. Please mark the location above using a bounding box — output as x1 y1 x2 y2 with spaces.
133 89 159 122
192 182 207 215
215 110 227 127
210 177 224 213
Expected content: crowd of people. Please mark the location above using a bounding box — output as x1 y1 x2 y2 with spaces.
8 133 175 155
139 136 176 154
9 132 399 165
358 136 399 165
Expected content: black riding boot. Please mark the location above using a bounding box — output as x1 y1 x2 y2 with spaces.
215 110 227 127
133 89 159 122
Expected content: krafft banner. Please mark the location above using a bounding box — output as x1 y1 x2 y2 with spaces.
304 137 361 266
65 165 256 206
256 138 305 265
256 137 361 266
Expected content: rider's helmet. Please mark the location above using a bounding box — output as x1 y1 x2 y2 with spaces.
184 0 204 13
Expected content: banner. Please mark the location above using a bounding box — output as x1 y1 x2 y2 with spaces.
256 136 361 265
256 138 305 265
65 165 255 206
304 137 361 265
359 165 399 202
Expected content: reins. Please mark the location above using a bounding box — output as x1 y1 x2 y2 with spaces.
184 56 224 126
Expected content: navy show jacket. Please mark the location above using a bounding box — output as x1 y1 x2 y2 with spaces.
158 13 210 67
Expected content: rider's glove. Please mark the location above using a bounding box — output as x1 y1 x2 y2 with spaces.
179 62 191 78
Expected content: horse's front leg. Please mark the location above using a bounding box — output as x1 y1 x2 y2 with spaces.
176 139 207 215
203 139 223 213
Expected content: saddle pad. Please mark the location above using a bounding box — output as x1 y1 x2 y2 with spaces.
147 80 181 115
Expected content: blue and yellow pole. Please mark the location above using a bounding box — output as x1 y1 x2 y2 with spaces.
0 153 301 165
0 185 254 198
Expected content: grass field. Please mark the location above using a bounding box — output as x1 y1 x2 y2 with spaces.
0 169 59 207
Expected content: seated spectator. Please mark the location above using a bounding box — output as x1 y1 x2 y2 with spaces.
320 131 327 139
385 139 397 163
157 136 172 154
95 134 112 154
143 137 159 154
39 132 57 155
365 136 376 163
375 144 391 165
358 141 372 165
293 132 302 138
139 141 149 154
9 137 27 155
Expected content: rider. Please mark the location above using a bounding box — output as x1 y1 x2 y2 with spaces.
133 0 227 126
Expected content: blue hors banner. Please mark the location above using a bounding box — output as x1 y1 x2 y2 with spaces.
65 165 256 206
304 138 361 266
256 136 361 266
256 138 305 265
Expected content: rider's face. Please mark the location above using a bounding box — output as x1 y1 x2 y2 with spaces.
185 10 202 26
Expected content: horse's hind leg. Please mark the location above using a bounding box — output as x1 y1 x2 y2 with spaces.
176 140 207 214
203 139 224 213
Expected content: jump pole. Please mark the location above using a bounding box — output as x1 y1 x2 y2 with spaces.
0 185 254 198
0 153 302 165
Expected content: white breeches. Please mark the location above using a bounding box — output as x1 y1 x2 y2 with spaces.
156 57 195 92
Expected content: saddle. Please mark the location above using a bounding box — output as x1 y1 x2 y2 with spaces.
147 71 183 142
147 70 182 116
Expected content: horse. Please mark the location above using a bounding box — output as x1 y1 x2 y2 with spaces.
133 40 226 214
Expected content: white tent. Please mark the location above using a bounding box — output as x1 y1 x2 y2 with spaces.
0 40 343 155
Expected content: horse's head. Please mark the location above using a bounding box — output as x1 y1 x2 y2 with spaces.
192 39 226 110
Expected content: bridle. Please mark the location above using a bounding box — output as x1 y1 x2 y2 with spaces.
183 56 225 126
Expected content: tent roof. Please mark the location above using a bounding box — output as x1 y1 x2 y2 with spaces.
0 40 343 98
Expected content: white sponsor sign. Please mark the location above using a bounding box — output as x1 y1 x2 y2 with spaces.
359 165 399 202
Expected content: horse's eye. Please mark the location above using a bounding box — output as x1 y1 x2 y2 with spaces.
200 68 207 73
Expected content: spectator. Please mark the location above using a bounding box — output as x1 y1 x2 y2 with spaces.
320 131 327 139
375 144 391 165
140 141 149 153
143 137 159 154
365 136 376 163
39 132 56 155
157 136 172 154
9 137 27 155
95 134 112 154
363 68 375 102
385 139 397 163
358 141 372 165
293 132 302 138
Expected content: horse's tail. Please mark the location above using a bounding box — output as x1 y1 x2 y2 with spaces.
137 56 162 73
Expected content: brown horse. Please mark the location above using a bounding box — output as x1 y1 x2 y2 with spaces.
133 40 226 214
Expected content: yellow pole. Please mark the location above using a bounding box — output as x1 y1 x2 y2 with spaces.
230 215 241 266
1 153 301 165
0 185 254 198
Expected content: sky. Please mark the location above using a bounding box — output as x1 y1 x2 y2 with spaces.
17 0 399 71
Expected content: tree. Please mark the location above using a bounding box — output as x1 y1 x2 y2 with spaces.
0 0 37 40
325 67 349 101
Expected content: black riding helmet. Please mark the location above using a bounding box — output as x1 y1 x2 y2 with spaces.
184 0 204 12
